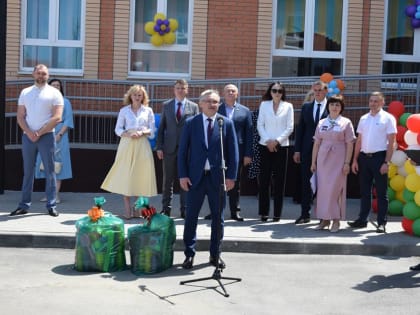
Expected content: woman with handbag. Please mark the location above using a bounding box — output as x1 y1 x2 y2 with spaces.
36 78 74 203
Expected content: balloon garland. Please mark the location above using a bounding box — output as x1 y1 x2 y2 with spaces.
405 1 420 29
144 13 179 47
319 73 345 96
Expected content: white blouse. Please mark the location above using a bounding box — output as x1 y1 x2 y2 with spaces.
114 104 155 138
257 100 294 146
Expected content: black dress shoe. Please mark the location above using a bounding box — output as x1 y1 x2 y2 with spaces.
180 210 186 219
48 208 59 217
209 256 226 269
273 217 280 222
182 257 194 269
410 263 420 271
261 215 268 222
376 224 386 233
204 213 211 220
160 210 171 217
347 220 367 228
10 208 28 216
295 216 310 224
231 212 244 221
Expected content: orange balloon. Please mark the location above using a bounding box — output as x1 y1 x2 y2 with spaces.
320 73 333 83
335 79 345 90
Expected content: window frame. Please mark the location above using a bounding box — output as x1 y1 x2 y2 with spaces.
271 0 348 75
128 0 194 79
20 0 86 76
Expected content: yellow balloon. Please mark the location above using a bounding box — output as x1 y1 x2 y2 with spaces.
396 189 405 203
388 164 398 178
151 34 164 46
390 174 406 192
169 19 179 31
405 173 420 192
144 21 156 35
163 32 176 44
415 190 420 206
154 13 166 22
404 159 416 175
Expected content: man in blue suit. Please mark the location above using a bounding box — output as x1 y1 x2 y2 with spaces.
178 89 239 269
293 80 328 224
204 84 252 221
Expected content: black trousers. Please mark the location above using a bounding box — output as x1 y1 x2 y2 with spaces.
258 145 288 218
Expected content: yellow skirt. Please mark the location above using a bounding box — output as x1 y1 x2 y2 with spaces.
101 136 157 196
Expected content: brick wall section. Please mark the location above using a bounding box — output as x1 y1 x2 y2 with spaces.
191 0 208 79
346 0 364 76
84 0 101 79
256 0 273 78
367 1 385 74
97 0 115 79
113 1 130 80
5 1 20 80
205 0 258 79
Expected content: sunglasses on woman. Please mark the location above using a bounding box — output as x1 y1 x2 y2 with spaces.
271 88 283 94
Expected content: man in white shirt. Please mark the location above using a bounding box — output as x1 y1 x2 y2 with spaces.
10 64 64 217
348 91 397 233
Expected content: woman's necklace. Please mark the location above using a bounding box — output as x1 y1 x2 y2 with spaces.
327 115 339 128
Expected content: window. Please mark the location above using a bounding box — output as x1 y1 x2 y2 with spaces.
129 0 192 79
272 0 346 77
21 0 85 75
383 0 420 74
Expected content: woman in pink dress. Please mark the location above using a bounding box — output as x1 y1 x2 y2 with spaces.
310 95 355 232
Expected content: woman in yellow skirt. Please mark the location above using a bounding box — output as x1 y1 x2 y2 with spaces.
101 85 157 218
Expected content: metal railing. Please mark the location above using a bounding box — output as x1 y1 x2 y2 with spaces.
4 74 420 150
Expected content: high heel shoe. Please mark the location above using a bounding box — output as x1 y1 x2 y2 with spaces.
314 220 330 230
330 220 340 233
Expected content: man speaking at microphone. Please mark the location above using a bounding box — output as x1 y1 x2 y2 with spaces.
178 89 239 269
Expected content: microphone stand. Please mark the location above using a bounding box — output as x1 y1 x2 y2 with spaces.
180 117 241 297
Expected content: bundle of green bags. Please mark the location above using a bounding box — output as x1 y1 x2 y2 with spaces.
74 197 126 272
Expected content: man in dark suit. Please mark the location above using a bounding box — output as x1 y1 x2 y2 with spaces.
204 84 252 221
293 80 328 224
178 89 239 269
156 79 199 218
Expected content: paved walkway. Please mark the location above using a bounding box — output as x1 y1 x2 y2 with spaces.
1 190 419 256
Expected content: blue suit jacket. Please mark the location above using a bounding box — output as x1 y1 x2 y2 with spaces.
218 102 253 160
294 101 328 159
178 113 239 189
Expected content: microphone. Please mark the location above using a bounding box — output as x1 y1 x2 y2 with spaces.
217 116 224 127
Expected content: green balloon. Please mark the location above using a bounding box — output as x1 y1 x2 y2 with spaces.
403 201 420 220
412 219 420 236
403 188 415 202
387 187 396 200
399 112 411 127
388 199 404 216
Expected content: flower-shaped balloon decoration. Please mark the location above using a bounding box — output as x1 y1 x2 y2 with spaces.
405 1 420 29
144 13 179 47
320 73 345 96
88 197 106 222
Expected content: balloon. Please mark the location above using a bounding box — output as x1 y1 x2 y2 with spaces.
371 198 378 213
398 165 408 177
169 19 178 31
418 133 420 145
391 150 407 166
405 5 417 17
390 174 405 191
403 188 415 202
387 101 405 118
335 79 345 90
387 187 396 200
404 130 419 146
396 125 408 147
412 18 420 29
154 12 166 22
415 190 420 206
416 12 420 19
396 189 405 202
402 217 414 234
389 199 403 216
407 114 420 133
333 88 340 94
405 173 420 192
399 113 411 127
150 34 164 46
329 80 337 88
403 201 420 220
388 163 398 178
404 159 416 175
416 166 420 176
144 21 156 35
320 72 333 83
413 218 420 236
163 32 176 44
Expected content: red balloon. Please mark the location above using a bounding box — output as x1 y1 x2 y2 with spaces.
402 217 414 235
406 114 420 133
371 198 378 213
396 125 407 143
387 101 405 118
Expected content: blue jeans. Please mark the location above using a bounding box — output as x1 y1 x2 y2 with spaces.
19 133 57 210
